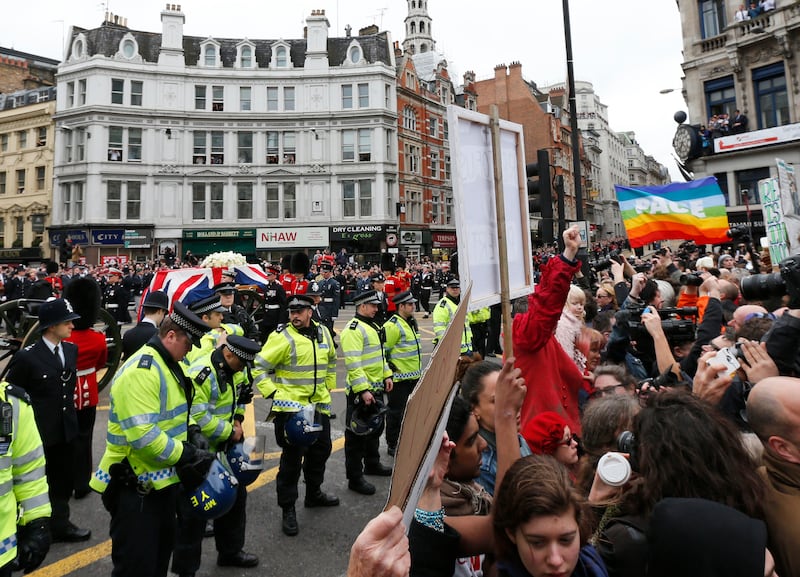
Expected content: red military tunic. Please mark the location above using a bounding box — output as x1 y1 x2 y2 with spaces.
65 328 108 409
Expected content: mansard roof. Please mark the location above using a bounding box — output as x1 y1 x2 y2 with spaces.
66 22 393 68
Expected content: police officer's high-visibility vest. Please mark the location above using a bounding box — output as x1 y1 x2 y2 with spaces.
187 351 247 452
341 317 392 395
468 307 490 325
383 314 422 381
91 344 190 493
252 321 336 415
0 384 51 569
433 297 473 354
185 323 244 365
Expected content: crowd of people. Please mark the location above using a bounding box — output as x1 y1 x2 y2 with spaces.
347 224 796 577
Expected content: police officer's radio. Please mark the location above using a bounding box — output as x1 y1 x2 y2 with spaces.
0 401 12 453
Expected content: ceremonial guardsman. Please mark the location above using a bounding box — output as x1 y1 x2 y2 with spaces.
317 262 340 335
90 303 215 577
121 290 169 360
216 281 260 342
6 298 91 543
103 268 131 324
341 290 394 496
279 255 295 296
172 335 261 575
0 381 52 576
253 295 339 536
289 252 310 296
382 291 422 457
185 294 244 364
432 278 473 356
63 277 108 499
380 254 402 318
260 264 288 341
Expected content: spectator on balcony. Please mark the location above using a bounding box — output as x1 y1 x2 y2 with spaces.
735 3 751 21
731 109 749 134
748 1 762 18
759 0 775 12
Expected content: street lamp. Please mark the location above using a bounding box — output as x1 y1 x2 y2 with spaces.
659 88 681 94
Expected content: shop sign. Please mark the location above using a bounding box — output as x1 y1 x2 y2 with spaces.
329 224 386 241
92 229 125 245
432 232 457 248
31 215 45 233
183 229 255 240
124 229 153 249
256 226 329 249
100 255 129 266
401 229 423 245
49 230 89 246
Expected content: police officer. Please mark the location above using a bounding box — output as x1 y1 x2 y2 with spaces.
369 273 389 326
186 294 244 364
121 290 169 360
432 278 473 355
342 290 394 496
172 335 261 575
260 264 288 341
253 295 339 537
6 298 90 543
317 262 340 333
103 268 131 324
215 281 259 342
468 306 490 359
0 382 52 577
383 291 422 457
90 303 214 577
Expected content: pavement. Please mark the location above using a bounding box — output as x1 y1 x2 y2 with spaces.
24 304 446 577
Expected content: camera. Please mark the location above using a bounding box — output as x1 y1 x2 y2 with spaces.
741 254 800 307
679 272 704 287
592 250 622 272
616 430 639 472
726 225 751 243
621 307 698 344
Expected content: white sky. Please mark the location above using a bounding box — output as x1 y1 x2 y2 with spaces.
2 0 686 180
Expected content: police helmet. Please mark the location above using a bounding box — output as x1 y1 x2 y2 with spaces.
284 404 324 447
347 399 387 436
184 457 239 520
225 442 263 486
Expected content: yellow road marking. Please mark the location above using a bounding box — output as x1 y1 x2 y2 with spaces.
30 437 346 576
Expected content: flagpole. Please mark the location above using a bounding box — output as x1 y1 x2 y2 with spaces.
562 0 584 223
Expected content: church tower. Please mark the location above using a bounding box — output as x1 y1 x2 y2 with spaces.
402 0 436 55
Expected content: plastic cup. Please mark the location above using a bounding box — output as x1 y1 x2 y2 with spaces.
243 434 266 470
597 452 631 487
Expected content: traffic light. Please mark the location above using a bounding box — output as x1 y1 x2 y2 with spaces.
526 149 554 244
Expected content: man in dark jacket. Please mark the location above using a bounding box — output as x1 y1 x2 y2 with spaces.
6 298 91 542
121 290 169 359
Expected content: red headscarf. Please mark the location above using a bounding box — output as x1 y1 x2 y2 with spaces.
522 411 568 455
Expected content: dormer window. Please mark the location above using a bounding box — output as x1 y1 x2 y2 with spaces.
236 41 255 68
270 42 292 70
349 46 361 63
122 39 136 58
71 35 86 59
201 40 221 67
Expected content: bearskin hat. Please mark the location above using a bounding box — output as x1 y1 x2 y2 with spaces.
380 252 395 274
281 255 292 272
396 253 407 270
63 277 101 330
45 261 59 275
290 252 310 276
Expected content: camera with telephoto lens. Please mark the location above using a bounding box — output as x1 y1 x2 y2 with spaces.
741 254 800 308
592 250 623 272
726 225 751 243
679 271 704 287
622 306 698 344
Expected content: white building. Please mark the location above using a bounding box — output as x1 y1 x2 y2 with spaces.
52 6 398 263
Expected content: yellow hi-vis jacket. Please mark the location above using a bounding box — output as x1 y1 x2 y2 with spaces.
341 317 392 395
252 321 336 415
433 296 473 354
383 314 422 381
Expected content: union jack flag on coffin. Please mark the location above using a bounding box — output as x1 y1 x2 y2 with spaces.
140 265 269 314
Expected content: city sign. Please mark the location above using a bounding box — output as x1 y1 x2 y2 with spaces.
92 229 125 245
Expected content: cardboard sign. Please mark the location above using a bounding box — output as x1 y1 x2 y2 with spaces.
385 284 471 528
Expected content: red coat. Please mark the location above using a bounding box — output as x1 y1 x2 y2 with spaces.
513 255 587 434
65 328 108 410
384 274 406 313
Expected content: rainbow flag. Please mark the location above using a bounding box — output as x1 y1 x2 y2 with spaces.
615 177 730 248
